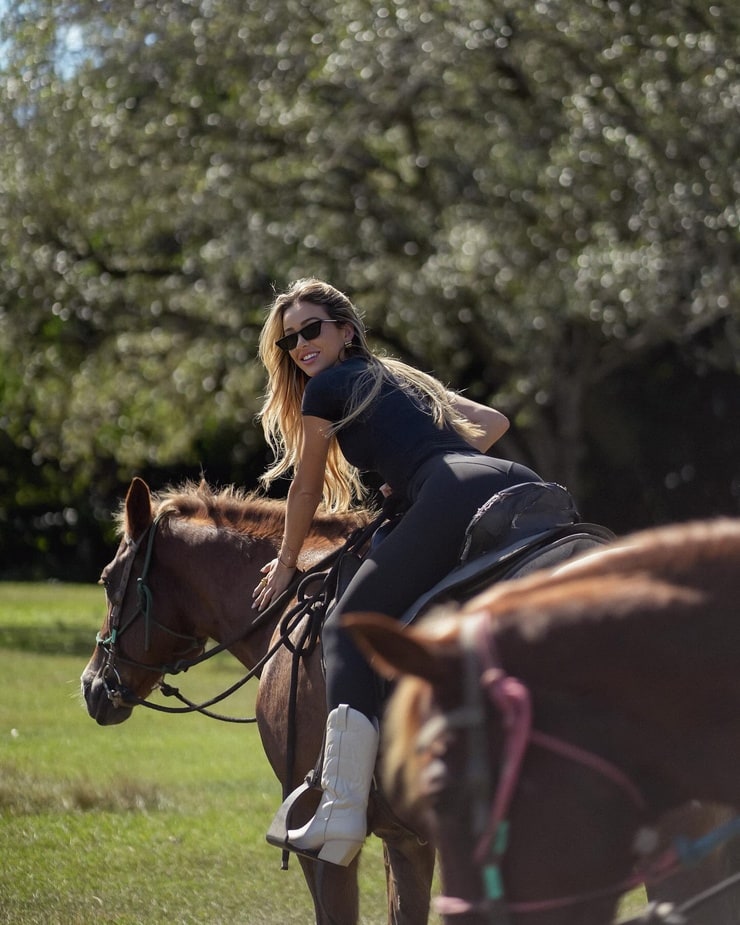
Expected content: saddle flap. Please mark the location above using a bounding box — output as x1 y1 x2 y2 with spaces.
460 481 579 563
401 523 615 627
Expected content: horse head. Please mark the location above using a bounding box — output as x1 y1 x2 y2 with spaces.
81 477 207 726
346 607 647 925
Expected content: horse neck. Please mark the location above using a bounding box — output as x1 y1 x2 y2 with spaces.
159 517 281 670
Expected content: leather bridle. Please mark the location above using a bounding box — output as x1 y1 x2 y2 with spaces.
95 513 207 709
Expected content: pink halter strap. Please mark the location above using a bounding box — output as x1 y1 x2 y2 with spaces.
467 609 646 865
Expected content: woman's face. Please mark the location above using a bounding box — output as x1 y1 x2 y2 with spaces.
280 300 355 378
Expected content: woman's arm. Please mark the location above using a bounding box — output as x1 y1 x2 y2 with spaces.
253 415 331 610
450 393 510 452
279 416 330 564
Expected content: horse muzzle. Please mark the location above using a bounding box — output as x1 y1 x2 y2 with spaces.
80 666 135 726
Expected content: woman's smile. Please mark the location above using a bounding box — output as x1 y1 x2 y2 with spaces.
282 300 353 377
298 348 320 365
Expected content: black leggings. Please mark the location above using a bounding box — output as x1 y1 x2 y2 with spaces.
322 452 541 719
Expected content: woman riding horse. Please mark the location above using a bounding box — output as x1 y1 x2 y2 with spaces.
253 278 543 867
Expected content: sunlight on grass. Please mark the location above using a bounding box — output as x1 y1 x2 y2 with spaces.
0 582 399 924
617 887 648 921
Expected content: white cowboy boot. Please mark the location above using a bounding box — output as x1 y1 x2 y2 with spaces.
287 704 379 866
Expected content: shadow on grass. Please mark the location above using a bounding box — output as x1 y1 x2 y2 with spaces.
0 623 97 656
0 761 169 815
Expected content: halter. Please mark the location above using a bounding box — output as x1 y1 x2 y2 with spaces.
95 513 208 709
95 511 306 718
432 610 649 924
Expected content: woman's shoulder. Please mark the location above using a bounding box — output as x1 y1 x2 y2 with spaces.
303 357 370 414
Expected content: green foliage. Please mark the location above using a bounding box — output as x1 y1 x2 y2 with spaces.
1 0 738 577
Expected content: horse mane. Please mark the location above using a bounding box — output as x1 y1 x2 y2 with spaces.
383 674 437 810
116 479 374 544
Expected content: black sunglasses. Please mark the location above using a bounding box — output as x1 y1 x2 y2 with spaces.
275 318 341 352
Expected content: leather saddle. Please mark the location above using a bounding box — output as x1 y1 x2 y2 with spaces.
400 480 615 625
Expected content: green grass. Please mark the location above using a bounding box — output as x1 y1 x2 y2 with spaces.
0 583 391 924
0 581 106 655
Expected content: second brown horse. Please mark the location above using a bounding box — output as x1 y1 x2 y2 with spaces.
348 518 740 925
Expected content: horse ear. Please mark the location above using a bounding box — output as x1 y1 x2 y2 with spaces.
125 477 153 541
343 613 448 684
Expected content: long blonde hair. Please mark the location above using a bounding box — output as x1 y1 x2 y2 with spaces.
257 279 482 512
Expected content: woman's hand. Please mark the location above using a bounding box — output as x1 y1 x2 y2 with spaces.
253 557 296 611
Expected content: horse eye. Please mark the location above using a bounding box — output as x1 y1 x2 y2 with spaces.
99 574 116 600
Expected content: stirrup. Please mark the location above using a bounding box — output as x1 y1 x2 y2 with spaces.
266 779 326 861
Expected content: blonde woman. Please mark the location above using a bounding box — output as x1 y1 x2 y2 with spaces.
255 279 541 866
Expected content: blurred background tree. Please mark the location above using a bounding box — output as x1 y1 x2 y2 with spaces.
1 0 738 580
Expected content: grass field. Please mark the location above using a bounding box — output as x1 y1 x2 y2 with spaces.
0 582 392 924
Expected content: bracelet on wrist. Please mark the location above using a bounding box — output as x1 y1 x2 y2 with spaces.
278 556 296 569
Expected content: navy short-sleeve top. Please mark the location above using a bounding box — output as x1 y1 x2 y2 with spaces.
301 357 472 496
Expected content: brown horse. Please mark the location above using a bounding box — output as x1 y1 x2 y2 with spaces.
346 518 740 925
80 476 435 925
